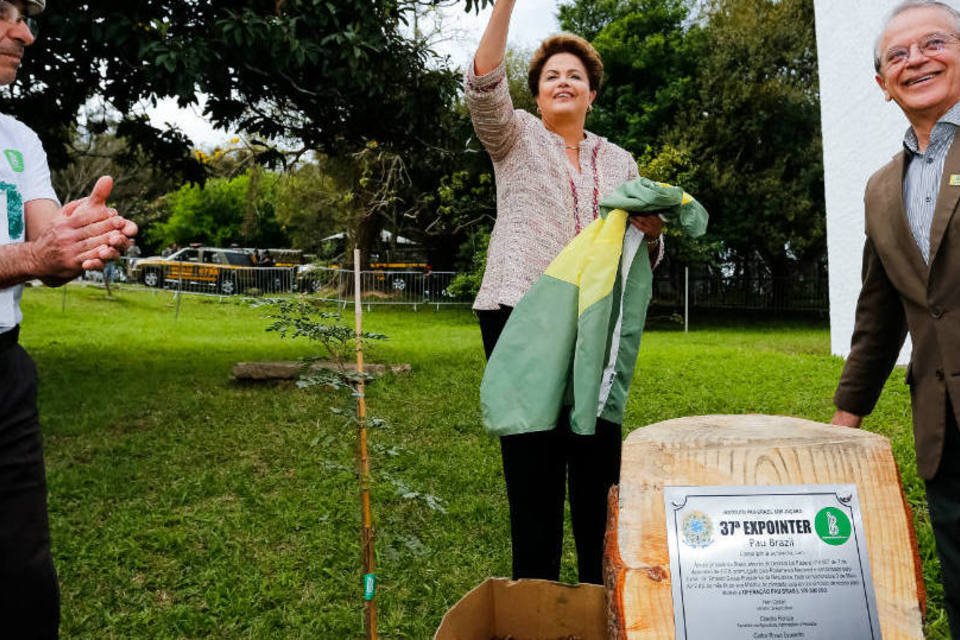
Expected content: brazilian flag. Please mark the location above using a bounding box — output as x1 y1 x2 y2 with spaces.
480 177 708 436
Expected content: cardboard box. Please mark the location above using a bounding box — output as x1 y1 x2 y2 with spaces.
434 577 606 640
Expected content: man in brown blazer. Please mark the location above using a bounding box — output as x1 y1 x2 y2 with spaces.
834 1 960 635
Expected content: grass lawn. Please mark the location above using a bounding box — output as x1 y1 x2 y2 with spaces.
19 284 946 638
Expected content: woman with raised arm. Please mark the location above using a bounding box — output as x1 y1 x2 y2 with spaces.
465 0 665 585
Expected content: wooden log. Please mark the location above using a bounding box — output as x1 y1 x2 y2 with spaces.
231 361 411 381
605 414 924 639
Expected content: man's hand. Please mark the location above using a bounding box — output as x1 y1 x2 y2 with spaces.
28 176 138 280
831 410 863 428
65 176 138 270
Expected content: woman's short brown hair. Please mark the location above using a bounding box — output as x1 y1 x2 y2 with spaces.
527 33 604 97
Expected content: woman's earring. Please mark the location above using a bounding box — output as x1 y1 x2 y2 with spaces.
587 103 594 112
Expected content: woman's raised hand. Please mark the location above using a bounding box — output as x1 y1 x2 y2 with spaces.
474 0 516 76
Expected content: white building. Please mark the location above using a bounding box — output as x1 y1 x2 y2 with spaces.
814 0 916 363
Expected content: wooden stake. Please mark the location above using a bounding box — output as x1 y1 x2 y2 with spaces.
354 249 378 640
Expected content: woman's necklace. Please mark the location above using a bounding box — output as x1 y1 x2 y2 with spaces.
570 142 602 235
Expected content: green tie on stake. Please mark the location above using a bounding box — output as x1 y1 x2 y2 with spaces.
363 573 377 601
353 249 378 639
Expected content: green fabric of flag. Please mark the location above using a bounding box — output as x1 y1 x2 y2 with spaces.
480 177 708 436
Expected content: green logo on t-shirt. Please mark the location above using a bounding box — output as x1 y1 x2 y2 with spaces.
3 149 24 173
0 182 24 240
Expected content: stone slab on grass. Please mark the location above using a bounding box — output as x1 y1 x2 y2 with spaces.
232 361 411 381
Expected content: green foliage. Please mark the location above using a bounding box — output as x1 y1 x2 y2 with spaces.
273 159 352 254
447 228 491 299
413 99 493 267
558 0 652 40
570 0 704 161
330 141 414 267
637 144 722 266
433 169 496 235
11 1 468 180
149 169 284 249
257 296 386 385
505 47 538 115
672 0 825 275
636 143 699 190
460 0 496 13
271 142 431 260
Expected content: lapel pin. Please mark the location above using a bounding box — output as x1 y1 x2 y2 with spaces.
950 175 960 186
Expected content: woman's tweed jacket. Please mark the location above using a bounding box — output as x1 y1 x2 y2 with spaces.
465 60 638 311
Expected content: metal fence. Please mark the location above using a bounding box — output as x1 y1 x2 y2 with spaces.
651 271 829 314
86 257 301 297
81 259 470 307
297 267 467 308
80 259 829 314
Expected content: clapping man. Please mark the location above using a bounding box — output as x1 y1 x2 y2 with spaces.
0 1 138 637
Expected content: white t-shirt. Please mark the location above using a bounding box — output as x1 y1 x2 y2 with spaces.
0 113 59 332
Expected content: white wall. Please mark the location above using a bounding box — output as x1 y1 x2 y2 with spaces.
814 0 913 362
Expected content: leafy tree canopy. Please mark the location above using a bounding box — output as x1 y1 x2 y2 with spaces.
559 0 703 160
272 161 345 255
673 0 824 275
148 168 283 250
8 0 488 181
558 0 658 41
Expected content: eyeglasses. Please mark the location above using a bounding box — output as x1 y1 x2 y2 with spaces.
0 1 37 37
881 32 959 71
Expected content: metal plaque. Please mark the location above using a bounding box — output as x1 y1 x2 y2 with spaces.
664 484 881 639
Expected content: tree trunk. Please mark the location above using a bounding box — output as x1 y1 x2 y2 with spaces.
605 414 924 639
352 210 384 269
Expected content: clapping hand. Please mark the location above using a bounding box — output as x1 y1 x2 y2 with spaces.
30 176 138 281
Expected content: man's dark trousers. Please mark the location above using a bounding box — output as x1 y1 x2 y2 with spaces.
927 402 960 639
0 327 59 639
